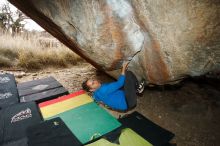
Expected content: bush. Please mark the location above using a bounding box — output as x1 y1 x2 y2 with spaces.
0 33 84 70
0 56 13 67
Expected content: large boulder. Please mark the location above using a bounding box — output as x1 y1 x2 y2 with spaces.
9 0 220 84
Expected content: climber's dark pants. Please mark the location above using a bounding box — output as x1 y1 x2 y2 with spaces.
124 71 138 109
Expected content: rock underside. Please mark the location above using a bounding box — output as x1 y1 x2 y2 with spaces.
9 0 220 85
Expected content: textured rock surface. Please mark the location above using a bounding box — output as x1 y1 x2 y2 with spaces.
9 0 220 84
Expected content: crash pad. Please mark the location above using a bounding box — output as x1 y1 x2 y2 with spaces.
85 128 152 146
19 87 68 103
17 76 58 89
119 111 175 146
0 74 19 109
18 78 62 97
39 90 93 119
1 138 28 146
0 102 42 144
17 76 68 103
27 117 82 146
48 102 121 144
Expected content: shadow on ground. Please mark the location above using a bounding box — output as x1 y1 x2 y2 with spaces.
134 77 220 146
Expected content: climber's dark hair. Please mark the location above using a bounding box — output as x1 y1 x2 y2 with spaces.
82 79 90 92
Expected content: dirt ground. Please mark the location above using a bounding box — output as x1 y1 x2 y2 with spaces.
3 63 220 146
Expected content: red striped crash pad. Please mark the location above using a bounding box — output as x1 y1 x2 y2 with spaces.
39 90 93 119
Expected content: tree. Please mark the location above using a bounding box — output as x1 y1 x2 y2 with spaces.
0 3 11 32
0 2 27 34
11 10 26 35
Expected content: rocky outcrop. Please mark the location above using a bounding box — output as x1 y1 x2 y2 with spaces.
9 0 220 84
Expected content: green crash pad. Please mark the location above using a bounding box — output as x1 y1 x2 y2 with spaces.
86 128 152 146
48 102 121 144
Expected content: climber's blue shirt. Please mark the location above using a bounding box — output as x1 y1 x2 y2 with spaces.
93 75 128 110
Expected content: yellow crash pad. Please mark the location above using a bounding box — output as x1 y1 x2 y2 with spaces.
86 128 152 146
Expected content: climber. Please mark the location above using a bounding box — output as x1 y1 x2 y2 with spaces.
82 61 145 111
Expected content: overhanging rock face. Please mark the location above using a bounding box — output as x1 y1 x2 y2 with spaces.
9 0 220 84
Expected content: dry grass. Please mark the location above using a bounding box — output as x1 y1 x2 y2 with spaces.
0 33 84 70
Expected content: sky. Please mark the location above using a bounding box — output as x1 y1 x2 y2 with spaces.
0 0 44 31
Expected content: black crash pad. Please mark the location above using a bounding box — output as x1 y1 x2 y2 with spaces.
118 111 175 146
27 117 82 146
0 102 42 144
0 74 19 110
17 77 58 89
17 76 68 103
20 87 68 103
1 138 28 146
